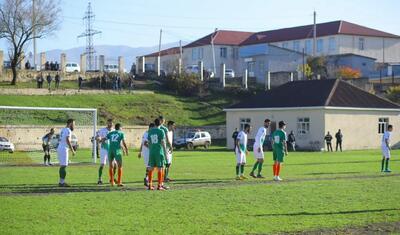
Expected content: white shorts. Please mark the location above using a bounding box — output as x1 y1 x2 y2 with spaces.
166 151 173 165
57 147 69 166
235 148 246 164
142 149 149 168
382 147 391 159
100 148 109 165
253 145 264 159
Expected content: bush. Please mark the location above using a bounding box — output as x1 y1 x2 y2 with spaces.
164 73 205 96
386 86 400 103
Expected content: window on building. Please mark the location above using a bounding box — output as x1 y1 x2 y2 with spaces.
297 117 310 135
359 38 365 50
220 47 227 58
259 60 265 73
293 41 300 52
378 118 389 134
233 48 239 59
305 40 312 54
328 37 336 52
192 48 198 60
282 42 289 49
317 39 324 53
240 118 251 130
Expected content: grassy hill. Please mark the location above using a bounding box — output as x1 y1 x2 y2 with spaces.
0 92 234 126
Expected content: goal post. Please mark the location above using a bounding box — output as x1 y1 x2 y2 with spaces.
0 106 97 166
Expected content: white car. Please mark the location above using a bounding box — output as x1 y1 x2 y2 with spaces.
65 63 81 73
174 131 212 150
225 69 235 78
0 137 15 153
185 65 199 74
104 64 119 73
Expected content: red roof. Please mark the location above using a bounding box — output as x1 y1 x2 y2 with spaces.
241 20 400 46
144 47 181 58
184 30 253 48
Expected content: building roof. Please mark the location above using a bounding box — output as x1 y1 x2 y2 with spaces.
241 20 400 46
326 53 377 61
226 79 400 110
184 30 253 48
144 47 181 58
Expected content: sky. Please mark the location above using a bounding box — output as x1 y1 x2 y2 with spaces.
0 0 399 53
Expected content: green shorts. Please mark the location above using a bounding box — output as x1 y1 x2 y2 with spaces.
108 150 122 162
149 153 166 168
273 149 284 163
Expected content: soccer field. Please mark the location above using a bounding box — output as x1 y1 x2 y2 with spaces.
0 149 399 234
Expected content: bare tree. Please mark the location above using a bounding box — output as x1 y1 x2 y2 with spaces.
0 0 61 85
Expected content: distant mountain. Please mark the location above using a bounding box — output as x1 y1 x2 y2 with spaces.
44 41 188 70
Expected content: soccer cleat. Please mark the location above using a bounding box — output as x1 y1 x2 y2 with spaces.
144 178 148 187
384 169 392 173
117 184 124 187
275 176 283 181
59 183 71 187
147 185 155 191
48 162 53 166
44 162 48 166
256 174 265 179
160 185 170 190
236 176 241 180
240 175 248 180
249 172 257 178
273 176 277 181
157 186 166 191
97 180 103 185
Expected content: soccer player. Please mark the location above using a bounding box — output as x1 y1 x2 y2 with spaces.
271 121 288 181
235 124 251 180
159 116 170 145
57 119 76 187
165 121 175 182
42 128 55 166
138 123 155 186
381 125 393 173
250 119 270 178
96 119 116 185
147 118 169 190
104 123 129 187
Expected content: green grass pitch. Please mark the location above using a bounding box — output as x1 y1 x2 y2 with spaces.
0 149 399 234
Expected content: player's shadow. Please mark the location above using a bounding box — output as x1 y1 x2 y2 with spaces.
253 208 400 217
170 178 229 185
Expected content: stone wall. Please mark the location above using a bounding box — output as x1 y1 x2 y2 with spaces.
0 125 148 151
0 69 104 82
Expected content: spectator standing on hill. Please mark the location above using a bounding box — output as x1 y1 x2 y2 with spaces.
324 132 333 152
78 76 83 91
101 75 106 89
36 73 43 88
335 129 343 152
288 131 296 151
46 73 52 91
117 75 122 91
55 72 61 89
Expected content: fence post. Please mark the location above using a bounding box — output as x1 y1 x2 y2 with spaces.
220 63 226 88
265 71 271 90
198 61 204 81
243 69 248 89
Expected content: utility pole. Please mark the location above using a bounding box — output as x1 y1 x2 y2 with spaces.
158 29 163 57
78 1 102 71
32 0 36 69
313 11 317 57
157 29 162 76
211 28 218 75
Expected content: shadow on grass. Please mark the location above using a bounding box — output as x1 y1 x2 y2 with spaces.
304 171 360 175
253 208 400 217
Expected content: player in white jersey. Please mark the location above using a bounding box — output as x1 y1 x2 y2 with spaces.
250 119 271 178
164 121 176 182
381 125 393 173
138 123 155 186
96 119 115 185
235 124 251 180
57 119 76 187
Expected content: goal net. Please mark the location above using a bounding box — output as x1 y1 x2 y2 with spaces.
0 106 97 166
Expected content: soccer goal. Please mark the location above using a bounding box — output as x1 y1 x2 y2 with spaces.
0 106 97 166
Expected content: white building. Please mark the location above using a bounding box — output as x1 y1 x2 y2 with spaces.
224 79 400 150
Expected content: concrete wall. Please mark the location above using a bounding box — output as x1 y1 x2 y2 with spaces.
0 70 104 82
0 125 148 151
324 109 400 150
145 54 181 74
226 109 325 150
338 35 400 63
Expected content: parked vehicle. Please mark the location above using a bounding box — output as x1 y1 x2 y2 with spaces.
185 65 199 74
225 69 235 78
65 63 81 73
49 134 79 151
104 64 119 73
0 137 15 153
174 131 212 150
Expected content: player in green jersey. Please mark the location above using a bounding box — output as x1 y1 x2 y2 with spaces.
104 123 128 186
147 118 168 190
271 121 288 181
